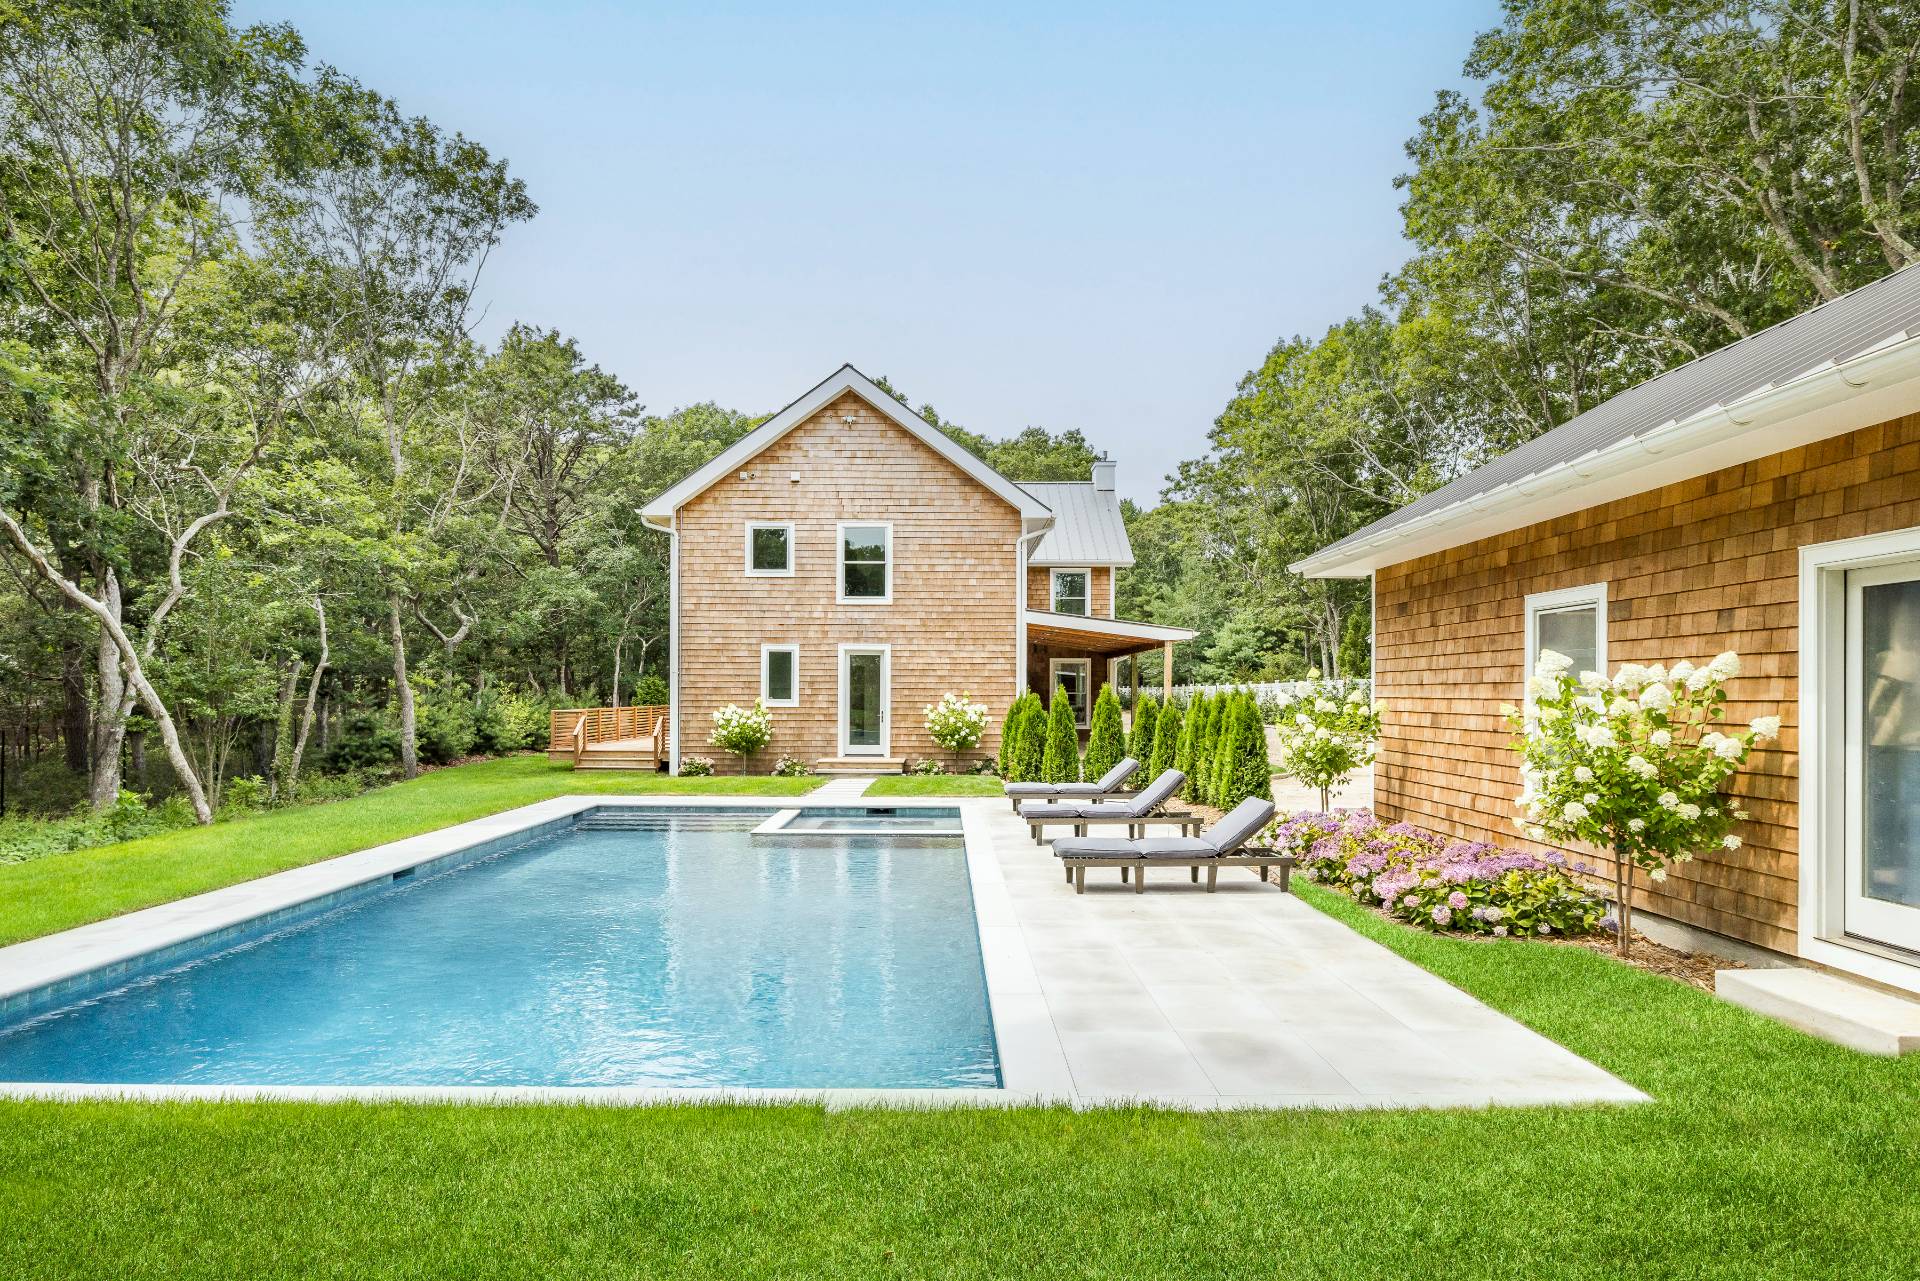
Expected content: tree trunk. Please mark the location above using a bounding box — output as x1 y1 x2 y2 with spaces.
88 574 127 809
1613 852 1634 958
288 596 330 790
128 731 148 793
389 594 419 779
268 655 304 802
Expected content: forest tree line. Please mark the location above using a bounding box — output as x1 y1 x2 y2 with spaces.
4 0 1919 820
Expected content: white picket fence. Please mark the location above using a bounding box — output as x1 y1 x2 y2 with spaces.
1124 678 1370 708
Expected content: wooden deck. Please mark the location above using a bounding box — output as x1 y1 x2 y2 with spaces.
547 706 669 771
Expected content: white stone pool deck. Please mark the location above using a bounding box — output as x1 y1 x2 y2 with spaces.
965 797 1643 1109
0 791 1644 1111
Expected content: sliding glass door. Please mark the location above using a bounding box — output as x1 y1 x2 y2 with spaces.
1844 560 1920 953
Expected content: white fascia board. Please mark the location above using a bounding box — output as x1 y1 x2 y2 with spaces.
1292 334 1920 579
639 364 1053 523
1022 610 1198 643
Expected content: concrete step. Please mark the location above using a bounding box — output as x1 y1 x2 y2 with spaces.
1716 967 1920 1055
812 757 904 775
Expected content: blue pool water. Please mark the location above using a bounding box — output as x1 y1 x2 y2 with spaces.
0 811 1000 1089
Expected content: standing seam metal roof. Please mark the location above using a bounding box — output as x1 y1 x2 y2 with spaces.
1305 262 1920 568
1017 481 1135 565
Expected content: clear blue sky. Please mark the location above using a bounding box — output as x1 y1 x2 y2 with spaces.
236 1 1492 503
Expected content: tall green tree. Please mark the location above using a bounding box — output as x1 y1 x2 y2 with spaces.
1125 693 1158 784
1040 685 1081 784
1083 683 1125 782
1148 698 1182 781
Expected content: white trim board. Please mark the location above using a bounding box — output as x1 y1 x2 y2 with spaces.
1799 525 1920 995
641 365 1053 527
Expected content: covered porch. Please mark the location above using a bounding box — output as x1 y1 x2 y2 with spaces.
1023 610 1198 725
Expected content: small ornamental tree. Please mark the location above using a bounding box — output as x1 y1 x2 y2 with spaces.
1040 684 1082 783
1506 649 1778 956
1010 695 1045 781
710 700 772 759
1172 694 1199 786
1190 693 1224 803
924 690 990 771
1273 685 1382 811
999 692 1037 777
1149 698 1182 781
1126 693 1159 785
1083 684 1125 781
1213 693 1275 812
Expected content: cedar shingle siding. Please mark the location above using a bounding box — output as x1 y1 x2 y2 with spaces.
1374 412 1920 952
677 392 1022 771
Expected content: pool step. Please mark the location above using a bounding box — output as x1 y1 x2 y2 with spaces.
573 812 766 832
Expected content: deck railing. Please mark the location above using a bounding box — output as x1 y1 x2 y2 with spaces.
547 705 669 767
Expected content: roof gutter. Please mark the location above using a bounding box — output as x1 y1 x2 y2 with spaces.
1291 330 1920 579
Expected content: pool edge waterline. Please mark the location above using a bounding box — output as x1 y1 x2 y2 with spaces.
0 794 1061 1105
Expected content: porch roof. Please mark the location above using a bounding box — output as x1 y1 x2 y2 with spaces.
1024 609 1197 657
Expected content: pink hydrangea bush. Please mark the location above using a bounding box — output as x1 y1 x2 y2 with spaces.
1268 810 1605 937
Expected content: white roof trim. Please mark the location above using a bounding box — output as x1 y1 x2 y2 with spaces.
1023 610 1197 643
640 364 1053 524
1292 331 1920 578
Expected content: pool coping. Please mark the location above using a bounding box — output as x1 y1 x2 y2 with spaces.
0 793 1076 1106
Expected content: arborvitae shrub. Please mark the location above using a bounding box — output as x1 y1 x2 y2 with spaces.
1083 684 1125 782
1040 685 1082 784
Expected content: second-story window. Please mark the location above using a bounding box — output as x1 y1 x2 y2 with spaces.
1051 568 1090 615
745 522 793 576
838 523 891 603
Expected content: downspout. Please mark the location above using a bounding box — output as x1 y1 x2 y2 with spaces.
1013 522 1050 701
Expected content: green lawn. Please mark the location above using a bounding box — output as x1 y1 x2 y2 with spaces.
3 879 1916 1277
863 774 1004 797
0 755 815 947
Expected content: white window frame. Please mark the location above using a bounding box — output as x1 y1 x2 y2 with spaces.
837 643 892 756
744 521 794 577
1049 657 1093 728
1800 525 1920 995
1050 567 1092 616
836 520 892 605
760 643 799 707
1522 582 1609 703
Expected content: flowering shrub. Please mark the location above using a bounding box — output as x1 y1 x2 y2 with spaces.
924 691 991 767
771 755 811 777
1506 649 1777 952
710 700 772 756
678 754 715 776
1271 686 1383 809
1269 809 1605 938
907 757 948 776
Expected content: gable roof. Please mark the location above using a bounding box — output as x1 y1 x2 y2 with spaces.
1294 262 1920 578
640 364 1053 527
1017 482 1134 566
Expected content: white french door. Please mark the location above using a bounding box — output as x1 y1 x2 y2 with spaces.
1843 558 1920 953
1049 658 1091 727
838 645 890 757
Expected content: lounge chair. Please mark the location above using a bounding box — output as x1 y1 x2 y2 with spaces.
1019 769 1194 845
1003 757 1138 812
1052 797 1285 894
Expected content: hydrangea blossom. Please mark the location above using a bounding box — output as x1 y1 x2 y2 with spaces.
1506 648 1775 954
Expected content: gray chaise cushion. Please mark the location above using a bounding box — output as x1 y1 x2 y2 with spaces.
1134 836 1217 858
1021 770 1183 821
1204 798 1277 853
1051 837 1144 858
1004 757 1136 800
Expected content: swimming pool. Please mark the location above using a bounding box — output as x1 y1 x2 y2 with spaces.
0 807 1000 1090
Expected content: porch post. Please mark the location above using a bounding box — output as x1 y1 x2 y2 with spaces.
1162 642 1173 698
1129 652 1140 703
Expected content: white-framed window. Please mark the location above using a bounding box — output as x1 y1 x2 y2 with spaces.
837 521 891 604
1050 568 1091 616
1523 582 1608 695
744 522 794 576
1049 657 1093 727
761 643 799 707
